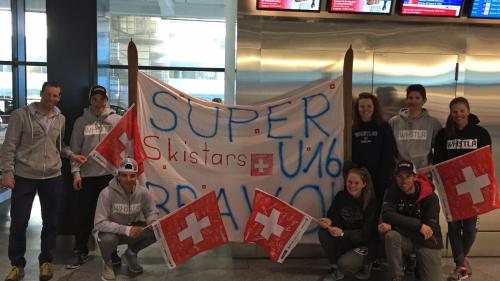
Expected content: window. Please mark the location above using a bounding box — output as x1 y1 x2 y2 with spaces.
0 4 12 116
0 0 47 147
0 9 11 61
25 0 47 103
97 0 226 108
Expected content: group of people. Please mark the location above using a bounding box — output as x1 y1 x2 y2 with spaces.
0 82 492 281
0 83 159 281
318 84 492 281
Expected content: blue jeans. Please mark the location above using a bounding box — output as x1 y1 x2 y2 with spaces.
8 176 63 267
448 216 477 267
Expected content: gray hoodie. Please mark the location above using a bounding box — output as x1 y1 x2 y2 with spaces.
93 177 159 236
388 108 442 169
0 103 73 179
70 107 121 178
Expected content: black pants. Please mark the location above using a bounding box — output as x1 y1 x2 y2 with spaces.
98 229 156 262
318 228 375 275
9 176 63 267
74 175 113 254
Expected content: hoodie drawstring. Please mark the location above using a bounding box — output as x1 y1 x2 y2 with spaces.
59 116 62 152
27 108 34 140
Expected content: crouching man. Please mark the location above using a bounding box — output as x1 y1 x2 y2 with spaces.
93 158 159 281
379 161 443 281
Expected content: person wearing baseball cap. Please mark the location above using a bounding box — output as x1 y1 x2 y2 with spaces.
89 85 108 100
93 157 159 281
378 160 444 281
66 85 122 269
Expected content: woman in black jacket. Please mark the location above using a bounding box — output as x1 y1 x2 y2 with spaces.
352 92 396 210
433 97 492 281
318 168 377 281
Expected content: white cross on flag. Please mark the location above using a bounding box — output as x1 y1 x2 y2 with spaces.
152 192 228 269
432 145 500 222
243 189 312 263
89 104 148 175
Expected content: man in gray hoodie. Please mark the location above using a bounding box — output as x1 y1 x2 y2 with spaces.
388 84 442 177
1 81 86 281
94 158 158 281
66 85 122 269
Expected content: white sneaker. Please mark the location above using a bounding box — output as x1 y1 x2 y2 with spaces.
101 261 115 281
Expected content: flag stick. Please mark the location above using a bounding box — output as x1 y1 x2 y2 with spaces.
128 39 138 107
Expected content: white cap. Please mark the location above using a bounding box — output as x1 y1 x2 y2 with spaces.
118 157 138 173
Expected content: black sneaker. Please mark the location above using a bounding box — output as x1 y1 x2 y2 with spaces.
65 252 89 269
405 254 417 274
372 260 381 271
111 250 121 267
323 267 344 281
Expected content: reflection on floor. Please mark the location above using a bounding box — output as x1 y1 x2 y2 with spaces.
1 200 500 281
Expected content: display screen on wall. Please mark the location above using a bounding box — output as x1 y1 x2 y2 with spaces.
400 0 463 16
470 0 500 18
257 0 322 12
329 0 392 14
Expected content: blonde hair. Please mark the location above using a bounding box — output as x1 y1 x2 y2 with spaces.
346 167 375 210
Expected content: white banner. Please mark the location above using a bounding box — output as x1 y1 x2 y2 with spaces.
136 72 344 242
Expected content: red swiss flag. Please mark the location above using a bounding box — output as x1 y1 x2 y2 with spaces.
152 192 228 269
243 189 311 263
433 145 500 221
250 153 273 176
90 104 147 175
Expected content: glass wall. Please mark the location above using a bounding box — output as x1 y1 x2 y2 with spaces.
0 2 12 118
0 0 47 146
97 0 226 110
26 0 47 103
0 1 11 146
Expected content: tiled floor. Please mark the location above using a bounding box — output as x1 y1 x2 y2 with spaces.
1 200 500 281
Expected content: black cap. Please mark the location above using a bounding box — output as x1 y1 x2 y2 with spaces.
89 85 108 100
395 160 416 175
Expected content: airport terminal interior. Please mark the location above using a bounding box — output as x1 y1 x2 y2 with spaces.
2 0 500 280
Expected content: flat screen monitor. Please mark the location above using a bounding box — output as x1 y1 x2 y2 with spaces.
469 0 500 18
329 0 393 14
257 0 322 12
400 0 463 17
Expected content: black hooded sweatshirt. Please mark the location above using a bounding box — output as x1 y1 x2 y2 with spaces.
382 176 444 249
327 190 378 246
433 114 492 164
352 121 397 200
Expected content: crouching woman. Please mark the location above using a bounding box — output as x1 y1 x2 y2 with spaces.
318 168 378 281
